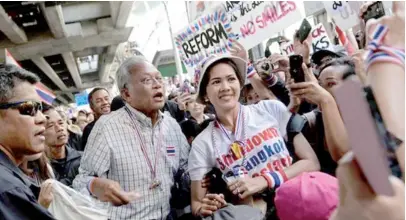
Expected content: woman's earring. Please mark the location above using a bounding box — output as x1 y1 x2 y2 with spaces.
204 97 209 103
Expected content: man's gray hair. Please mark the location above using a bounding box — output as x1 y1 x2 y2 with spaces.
116 56 148 91
0 64 40 103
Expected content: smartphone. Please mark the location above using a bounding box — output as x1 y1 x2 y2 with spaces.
363 1 385 23
333 78 399 196
296 19 312 43
289 55 305 83
222 170 238 183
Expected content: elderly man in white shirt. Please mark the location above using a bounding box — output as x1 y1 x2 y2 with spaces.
73 56 190 220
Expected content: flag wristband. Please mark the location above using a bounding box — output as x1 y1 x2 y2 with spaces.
247 64 256 78
366 51 404 72
265 74 278 88
366 24 405 71
261 170 288 189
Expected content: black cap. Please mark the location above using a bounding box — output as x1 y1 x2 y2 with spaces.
311 45 348 66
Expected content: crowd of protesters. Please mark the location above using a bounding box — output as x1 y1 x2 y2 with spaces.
0 2 404 220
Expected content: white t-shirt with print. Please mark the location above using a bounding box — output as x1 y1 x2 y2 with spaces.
188 100 293 181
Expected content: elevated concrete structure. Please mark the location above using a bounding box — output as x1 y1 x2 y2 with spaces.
0 2 134 105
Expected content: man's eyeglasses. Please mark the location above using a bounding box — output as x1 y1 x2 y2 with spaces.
140 76 164 85
0 101 43 116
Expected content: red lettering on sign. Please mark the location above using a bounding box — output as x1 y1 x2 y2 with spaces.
256 15 265 29
311 26 325 38
240 20 256 38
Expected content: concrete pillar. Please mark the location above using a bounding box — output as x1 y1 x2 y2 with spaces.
32 57 68 91
40 3 67 39
62 52 82 87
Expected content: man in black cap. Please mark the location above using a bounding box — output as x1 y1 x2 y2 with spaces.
311 45 348 75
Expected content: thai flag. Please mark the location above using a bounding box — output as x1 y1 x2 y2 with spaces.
167 146 176 156
36 82 56 105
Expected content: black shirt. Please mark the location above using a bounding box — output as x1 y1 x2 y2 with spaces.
49 146 82 187
302 110 337 176
68 131 82 151
162 100 187 123
81 120 96 151
0 150 55 219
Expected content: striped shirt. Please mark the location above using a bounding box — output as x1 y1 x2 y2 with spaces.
72 103 190 220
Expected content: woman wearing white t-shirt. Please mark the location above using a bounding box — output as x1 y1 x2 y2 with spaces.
188 54 320 217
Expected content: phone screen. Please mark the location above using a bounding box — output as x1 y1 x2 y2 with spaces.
297 19 312 43
289 55 305 83
333 78 398 196
363 1 385 23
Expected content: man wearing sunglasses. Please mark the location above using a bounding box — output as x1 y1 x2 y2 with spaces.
0 64 55 219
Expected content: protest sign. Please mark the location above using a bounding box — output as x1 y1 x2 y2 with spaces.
280 41 294 56
227 1 303 50
174 8 238 70
323 1 364 30
310 23 333 54
175 1 303 71
75 91 89 107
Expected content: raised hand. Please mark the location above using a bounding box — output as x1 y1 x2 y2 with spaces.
365 1 405 49
228 40 249 62
330 152 405 220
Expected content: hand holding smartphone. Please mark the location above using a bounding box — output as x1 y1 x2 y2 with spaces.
333 78 399 196
296 19 312 43
289 55 305 83
363 1 385 23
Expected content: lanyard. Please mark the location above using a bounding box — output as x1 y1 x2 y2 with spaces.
125 107 162 181
212 105 247 171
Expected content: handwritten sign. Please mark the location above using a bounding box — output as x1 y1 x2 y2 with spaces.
280 41 294 56
174 9 238 69
310 23 333 54
323 1 364 30
229 1 303 50
175 1 303 70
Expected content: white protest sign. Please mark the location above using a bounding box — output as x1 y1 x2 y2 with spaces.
228 1 303 50
280 41 294 56
310 23 334 54
174 8 236 71
174 1 303 71
323 1 364 30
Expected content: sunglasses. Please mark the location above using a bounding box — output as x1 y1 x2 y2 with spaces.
0 101 43 116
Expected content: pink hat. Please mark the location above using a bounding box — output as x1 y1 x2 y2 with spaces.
275 172 339 220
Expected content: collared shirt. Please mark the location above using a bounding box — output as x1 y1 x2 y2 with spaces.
73 103 190 220
0 150 55 220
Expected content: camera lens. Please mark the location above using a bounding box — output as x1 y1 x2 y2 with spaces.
262 63 270 71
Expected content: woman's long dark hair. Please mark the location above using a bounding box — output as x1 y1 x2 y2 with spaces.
20 153 52 182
